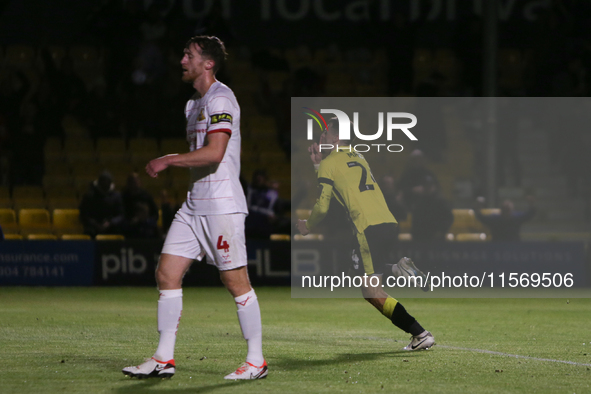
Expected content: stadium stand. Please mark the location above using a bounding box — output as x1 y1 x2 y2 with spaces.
61 234 91 240
95 234 125 241
19 208 52 236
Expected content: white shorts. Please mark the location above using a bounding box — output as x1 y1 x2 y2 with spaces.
161 211 247 271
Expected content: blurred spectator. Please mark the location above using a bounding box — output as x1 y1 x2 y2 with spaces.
474 196 537 241
410 176 454 242
397 149 439 209
79 171 125 237
121 172 159 223
381 175 408 223
245 169 278 239
122 201 161 240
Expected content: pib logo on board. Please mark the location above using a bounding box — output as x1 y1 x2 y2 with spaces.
303 108 417 152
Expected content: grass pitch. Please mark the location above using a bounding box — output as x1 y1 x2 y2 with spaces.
1 287 590 393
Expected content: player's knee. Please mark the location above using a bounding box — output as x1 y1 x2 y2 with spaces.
156 266 181 289
220 270 251 297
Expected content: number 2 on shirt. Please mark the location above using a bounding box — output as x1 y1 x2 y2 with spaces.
347 161 375 192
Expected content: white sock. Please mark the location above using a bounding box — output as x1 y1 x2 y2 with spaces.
234 289 264 366
153 289 182 362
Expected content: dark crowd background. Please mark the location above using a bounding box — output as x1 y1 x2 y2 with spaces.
0 0 590 242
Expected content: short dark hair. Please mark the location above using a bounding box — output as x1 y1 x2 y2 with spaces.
185 35 227 74
327 116 357 144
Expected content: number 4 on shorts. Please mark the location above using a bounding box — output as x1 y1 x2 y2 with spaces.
217 235 230 253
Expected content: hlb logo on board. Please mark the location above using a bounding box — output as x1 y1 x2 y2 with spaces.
303 108 417 152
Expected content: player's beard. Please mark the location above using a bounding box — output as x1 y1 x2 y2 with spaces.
181 69 200 83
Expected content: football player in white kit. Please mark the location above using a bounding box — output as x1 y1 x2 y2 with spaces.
122 36 267 380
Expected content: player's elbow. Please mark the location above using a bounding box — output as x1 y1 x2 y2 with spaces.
209 152 224 165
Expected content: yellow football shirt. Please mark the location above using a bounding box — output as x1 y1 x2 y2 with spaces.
307 148 397 233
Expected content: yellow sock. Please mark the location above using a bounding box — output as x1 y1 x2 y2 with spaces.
382 297 398 319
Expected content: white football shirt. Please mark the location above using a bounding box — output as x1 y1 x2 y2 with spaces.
179 81 248 215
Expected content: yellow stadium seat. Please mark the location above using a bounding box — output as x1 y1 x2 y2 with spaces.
455 233 487 242
294 234 324 241
63 137 94 153
4 234 23 240
27 233 58 240
270 234 290 241
398 233 412 241
481 208 501 216
63 138 96 163
19 208 52 235
398 213 412 233
295 209 311 220
53 209 83 235
71 162 105 178
61 234 91 240
449 209 478 235
96 138 128 166
95 234 125 241
0 208 18 233
96 138 126 153
129 138 159 153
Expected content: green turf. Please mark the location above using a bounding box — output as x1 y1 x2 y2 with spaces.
1 287 590 393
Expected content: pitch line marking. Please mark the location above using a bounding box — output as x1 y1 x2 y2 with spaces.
359 337 591 367
438 345 591 367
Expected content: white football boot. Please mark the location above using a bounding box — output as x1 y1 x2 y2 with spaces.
403 331 435 351
224 360 268 380
122 357 175 379
396 257 430 292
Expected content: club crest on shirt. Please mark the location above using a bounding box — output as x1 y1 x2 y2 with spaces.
211 113 232 124
197 109 205 121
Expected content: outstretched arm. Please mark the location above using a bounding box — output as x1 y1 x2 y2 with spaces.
297 182 333 235
146 133 230 177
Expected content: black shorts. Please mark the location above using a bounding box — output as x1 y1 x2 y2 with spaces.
352 222 399 275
